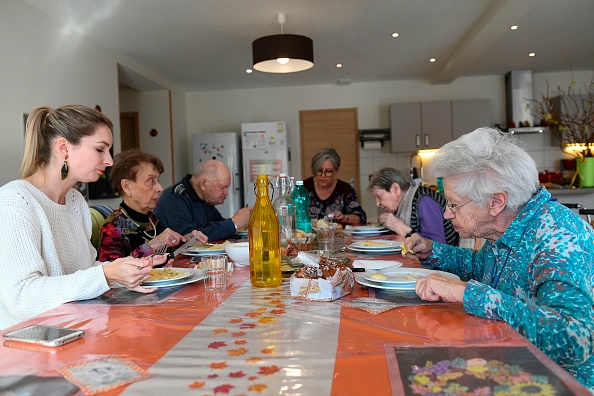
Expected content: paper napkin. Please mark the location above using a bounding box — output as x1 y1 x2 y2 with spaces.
352 260 402 271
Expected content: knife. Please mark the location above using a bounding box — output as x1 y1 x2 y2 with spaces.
167 234 200 260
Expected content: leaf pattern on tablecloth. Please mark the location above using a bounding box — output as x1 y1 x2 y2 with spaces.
248 384 268 392
186 289 294 394
227 347 249 356
208 341 228 349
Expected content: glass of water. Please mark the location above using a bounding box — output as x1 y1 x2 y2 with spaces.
202 254 227 290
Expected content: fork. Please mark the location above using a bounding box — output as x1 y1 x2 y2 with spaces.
150 245 168 257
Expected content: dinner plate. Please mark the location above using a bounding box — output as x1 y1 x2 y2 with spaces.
356 269 459 290
347 244 402 254
349 239 400 250
143 268 193 286
181 245 226 256
143 268 204 289
344 226 390 236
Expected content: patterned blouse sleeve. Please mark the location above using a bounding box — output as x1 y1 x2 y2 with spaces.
98 217 152 261
344 185 367 224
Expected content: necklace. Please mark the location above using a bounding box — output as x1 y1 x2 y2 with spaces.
120 206 157 240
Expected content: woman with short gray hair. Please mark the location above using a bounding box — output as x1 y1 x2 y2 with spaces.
403 127 594 390
304 148 366 226
368 167 458 245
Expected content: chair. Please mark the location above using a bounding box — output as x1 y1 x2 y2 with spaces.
561 203 594 227
89 205 114 249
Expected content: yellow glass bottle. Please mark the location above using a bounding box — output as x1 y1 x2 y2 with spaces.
248 174 282 287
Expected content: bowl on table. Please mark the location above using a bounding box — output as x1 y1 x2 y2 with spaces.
224 241 249 266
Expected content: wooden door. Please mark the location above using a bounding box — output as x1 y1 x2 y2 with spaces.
299 108 360 198
120 112 139 151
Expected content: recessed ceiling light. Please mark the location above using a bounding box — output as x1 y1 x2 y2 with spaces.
429 58 436 63
528 53 535 57
336 63 343 68
510 25 518 30
391 33 399 38
246 69 253 73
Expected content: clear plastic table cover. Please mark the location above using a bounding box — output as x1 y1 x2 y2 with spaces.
0 249 585 395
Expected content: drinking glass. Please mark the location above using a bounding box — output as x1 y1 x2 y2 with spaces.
317 228 335 258
202 254 227 290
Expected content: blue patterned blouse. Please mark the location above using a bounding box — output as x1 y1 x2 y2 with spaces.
421 187 594 390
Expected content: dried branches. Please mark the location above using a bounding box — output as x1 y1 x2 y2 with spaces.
533 73 594 158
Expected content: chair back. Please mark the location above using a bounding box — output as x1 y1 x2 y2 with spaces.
89 205 114 249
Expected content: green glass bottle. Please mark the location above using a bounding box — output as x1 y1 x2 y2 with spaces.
249 174 282 287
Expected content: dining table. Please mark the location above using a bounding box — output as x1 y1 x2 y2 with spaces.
0 232 589 395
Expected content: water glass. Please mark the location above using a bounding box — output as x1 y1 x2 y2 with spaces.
202 254 227 290
310 214 318 228
317 228 335 258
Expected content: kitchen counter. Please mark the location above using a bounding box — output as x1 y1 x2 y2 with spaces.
546 187 594 208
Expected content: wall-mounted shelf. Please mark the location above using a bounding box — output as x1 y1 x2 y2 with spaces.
358 129 390 147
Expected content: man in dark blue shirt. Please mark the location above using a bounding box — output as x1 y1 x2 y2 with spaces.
154 160 251 241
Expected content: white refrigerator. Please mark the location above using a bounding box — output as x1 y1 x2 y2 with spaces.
241 122 290 206
192 132 243 218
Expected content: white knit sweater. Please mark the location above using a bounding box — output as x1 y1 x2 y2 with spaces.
0 180 109 330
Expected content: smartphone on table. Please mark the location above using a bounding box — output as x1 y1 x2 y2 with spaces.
3 324 84 347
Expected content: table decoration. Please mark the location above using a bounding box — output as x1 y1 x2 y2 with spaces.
59 357 153 395
385 344 574 396
338 297 400 314
534 74 594 187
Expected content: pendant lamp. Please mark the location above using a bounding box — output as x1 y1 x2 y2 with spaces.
252 13 314 73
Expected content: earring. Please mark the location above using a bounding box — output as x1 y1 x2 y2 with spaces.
61 156 69 180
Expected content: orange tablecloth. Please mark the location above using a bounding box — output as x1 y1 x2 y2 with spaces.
0 246 589 395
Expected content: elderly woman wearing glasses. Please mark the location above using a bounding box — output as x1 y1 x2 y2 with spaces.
403 127 594 390
368 167 459 245
303 148 366 226
98 149 207 261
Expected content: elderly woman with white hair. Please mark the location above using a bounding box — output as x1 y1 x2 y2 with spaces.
403 127 594 390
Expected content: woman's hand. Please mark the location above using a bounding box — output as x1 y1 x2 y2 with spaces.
330 210 359 225
102 255 168 293
378 213 411 236
415 273 467 303
148 228 184 253
402 233 433 259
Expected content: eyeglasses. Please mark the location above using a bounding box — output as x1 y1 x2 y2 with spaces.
446 199 472 212
315 169 335 177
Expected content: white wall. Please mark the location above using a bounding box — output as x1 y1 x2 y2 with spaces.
119 87 174 187
186 71 594 217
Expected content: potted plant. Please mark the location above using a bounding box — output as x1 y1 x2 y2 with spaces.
534 74 594 187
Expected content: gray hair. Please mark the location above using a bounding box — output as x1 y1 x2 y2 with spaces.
194 159 229 180
368 167 410 192
311 148 341 175
428 127 539 212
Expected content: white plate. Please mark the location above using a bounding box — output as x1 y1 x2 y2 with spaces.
349 239 400 250
143 268 204 289
181 247 226 256
143 268 193 286
347 245 402 254
344 226 390 236
356 269 459 290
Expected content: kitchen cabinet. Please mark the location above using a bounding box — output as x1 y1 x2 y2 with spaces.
390 101 452 152
390 99 490 152
452 99 491 139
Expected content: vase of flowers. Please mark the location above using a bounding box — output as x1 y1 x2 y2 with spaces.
534 74 594 187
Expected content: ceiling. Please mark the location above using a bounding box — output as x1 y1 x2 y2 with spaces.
22 0 594 91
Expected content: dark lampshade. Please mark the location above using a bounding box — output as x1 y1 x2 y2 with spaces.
252 34 314 73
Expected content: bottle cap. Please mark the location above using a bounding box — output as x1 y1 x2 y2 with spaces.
295 180 304 185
